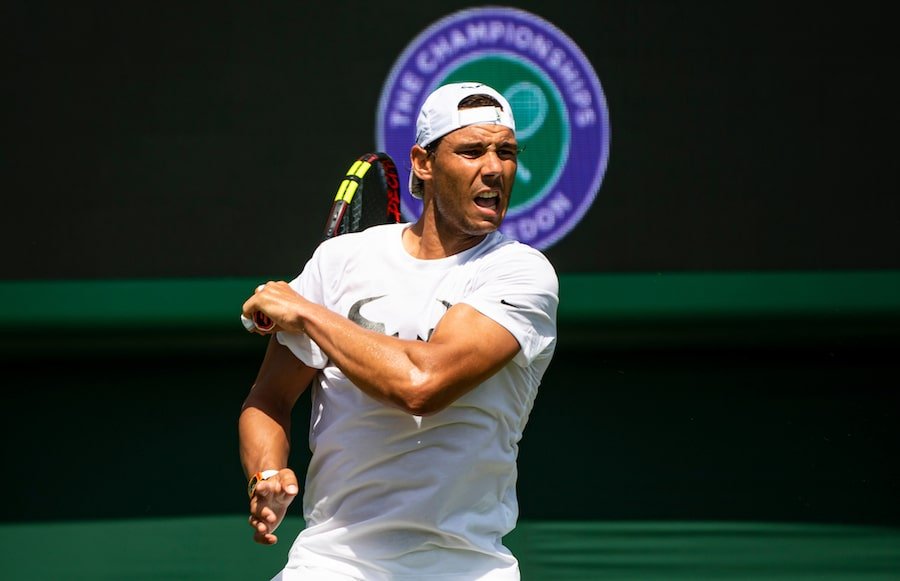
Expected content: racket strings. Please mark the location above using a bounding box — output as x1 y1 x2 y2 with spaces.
323 152 402 241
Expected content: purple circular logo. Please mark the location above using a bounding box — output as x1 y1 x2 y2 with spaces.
376 7 610 249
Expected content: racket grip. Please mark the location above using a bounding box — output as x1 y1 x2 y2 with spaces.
241 313 276 333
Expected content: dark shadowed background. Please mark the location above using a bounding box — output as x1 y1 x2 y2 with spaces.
4 1 898 278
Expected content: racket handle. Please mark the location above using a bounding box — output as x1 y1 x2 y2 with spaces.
241 313 276 333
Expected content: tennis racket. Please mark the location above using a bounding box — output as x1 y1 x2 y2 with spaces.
322 151 401 239
242 151 402 332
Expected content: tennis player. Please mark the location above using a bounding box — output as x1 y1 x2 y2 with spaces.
240 82 559 580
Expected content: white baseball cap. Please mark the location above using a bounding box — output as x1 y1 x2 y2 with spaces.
410 82 516 198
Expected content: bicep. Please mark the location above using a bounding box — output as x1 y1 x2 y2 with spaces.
412 303 520 407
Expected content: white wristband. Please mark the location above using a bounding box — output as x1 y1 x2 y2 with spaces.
247 469 280 498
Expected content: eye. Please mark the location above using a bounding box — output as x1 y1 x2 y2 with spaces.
459 148 484 159
497 147 519 160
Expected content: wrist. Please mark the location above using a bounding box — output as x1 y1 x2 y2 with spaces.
247 469 280 498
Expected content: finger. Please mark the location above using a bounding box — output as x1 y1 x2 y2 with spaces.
253 471 300 504
250 512 276 538
277 472 301 497
251 516 276 543
259 505 278 524
249 516 266 534
254 479 274 498
254 530 278 545
248 497 268 521
258 476 293 498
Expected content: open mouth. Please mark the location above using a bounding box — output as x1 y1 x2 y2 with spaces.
474 191 500 211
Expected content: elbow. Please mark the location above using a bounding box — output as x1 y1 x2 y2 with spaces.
393 371 453 416
400 397 444 417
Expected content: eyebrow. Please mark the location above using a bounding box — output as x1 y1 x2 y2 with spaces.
451 138 518 149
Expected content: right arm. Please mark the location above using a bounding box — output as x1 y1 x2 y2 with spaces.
243 281 521 416
239 336 316 545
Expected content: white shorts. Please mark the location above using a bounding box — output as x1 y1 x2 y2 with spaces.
272 566 363 580
272 563 520 581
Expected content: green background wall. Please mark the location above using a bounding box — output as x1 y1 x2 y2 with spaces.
2 272 898 525
2 272 899 579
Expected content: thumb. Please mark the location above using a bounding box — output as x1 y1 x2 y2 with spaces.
278 469 300 497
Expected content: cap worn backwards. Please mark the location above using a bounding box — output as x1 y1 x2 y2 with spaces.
410 82 516 198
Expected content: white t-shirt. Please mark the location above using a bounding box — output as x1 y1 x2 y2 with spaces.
276 223 558 580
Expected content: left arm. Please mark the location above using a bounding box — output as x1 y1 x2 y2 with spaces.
239 336 316 545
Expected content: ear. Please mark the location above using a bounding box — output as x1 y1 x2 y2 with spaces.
409 144 432 181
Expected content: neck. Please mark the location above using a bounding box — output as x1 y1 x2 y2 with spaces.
403 205 487 259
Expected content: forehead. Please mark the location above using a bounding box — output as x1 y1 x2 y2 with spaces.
443 123 516 145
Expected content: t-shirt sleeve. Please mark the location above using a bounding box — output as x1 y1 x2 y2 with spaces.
461 247 559 367
275 246 329 369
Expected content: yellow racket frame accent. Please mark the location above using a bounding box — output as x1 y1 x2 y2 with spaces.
334 160 373 203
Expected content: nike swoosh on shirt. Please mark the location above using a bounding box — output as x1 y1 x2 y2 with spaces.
348 295 387 333
500 299 525 308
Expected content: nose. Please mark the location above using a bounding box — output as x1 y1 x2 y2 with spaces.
481 149 504 180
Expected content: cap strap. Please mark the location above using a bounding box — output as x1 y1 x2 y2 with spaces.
457 106 512 128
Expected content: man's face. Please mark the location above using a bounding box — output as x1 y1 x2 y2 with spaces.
430 123 518 236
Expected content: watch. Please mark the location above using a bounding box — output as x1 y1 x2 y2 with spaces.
247 469 280 498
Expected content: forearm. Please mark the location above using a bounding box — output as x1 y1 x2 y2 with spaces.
243 282 419 405
239 401 292 478
239 336 316 477
295 300 516 415
245 281 519 415
298 301 430 412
